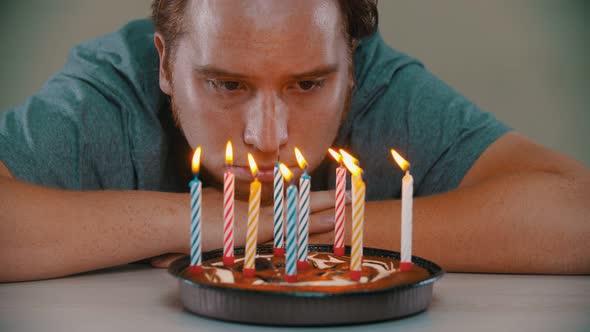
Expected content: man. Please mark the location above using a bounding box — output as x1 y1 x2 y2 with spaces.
1 0 588 282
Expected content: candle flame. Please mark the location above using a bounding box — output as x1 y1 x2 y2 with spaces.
338 149 358 165
225 141 233 166
328 148 342 163
278 163 293 182
247 153 258 177
191 146 202 174
294 147 308 170
390 149 410 172
341 151 362 177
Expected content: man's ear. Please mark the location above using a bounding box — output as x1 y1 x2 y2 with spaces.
154 32 172 95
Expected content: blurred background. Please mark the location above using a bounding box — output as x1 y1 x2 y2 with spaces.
1 0 588 166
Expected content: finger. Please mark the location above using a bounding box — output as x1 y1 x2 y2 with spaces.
310 190 335 213
309 212 335 235
310 189 351 213
150 253 185 269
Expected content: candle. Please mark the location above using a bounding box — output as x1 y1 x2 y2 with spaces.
391 149 414 272
273 161 285 257
294 147 310 270
328 148 346 256
279 163 298 283
340 150 365 281
223 141 235 266
243 153 261 278
189 146 203 274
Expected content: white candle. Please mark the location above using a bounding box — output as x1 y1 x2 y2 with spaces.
400 170 413 271
391 149 414 272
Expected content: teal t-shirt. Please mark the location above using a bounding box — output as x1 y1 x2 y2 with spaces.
0 19 510 199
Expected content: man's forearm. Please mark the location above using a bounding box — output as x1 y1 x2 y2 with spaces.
366 171 589 274
0 177 190 282
311 171 589 274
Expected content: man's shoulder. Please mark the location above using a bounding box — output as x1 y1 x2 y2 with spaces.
352 30 423 98
74 19 156 60
63 19 161 112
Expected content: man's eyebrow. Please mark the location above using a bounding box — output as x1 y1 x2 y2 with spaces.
290 64 339 80
193 66 249 79
193 64 339 80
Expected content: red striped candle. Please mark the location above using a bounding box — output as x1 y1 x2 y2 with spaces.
223 141 235 266
328 148 346 256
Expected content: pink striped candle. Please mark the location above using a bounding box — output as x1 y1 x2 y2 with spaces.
223 141 235 266
328 148 346 256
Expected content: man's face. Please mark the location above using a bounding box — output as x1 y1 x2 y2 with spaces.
159 0 352 200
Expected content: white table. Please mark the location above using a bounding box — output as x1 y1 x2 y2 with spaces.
1 264 589 332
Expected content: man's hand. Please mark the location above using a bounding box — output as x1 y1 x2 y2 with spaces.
153 188 340 268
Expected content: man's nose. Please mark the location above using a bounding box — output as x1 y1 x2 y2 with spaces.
243 91 288 153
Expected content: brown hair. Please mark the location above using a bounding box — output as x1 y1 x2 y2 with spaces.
151 0 378 65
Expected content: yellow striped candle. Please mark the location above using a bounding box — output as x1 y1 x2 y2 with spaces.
341 151 365 281
243 153 261 278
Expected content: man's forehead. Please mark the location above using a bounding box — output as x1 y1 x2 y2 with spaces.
181 0 347 74
187 0 342 38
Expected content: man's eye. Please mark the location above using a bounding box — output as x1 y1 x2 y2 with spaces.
208 80 243 91
296 80 324 91
221 81 241 91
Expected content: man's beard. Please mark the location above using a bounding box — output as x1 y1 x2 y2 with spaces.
168 81 353 205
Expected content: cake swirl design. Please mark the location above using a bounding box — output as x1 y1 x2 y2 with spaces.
201 253 398 287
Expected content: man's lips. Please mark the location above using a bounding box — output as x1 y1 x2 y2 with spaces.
231 165 298 182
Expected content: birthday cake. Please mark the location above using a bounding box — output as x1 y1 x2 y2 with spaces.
180 250 430 293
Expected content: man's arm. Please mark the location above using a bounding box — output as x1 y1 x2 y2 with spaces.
0 161 190 282
0 161 336 282
312 132 590 274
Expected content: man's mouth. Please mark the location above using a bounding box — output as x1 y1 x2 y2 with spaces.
231 165 298 183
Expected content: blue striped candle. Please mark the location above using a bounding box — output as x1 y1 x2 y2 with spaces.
189 147 203 274
285 181 298 283
279 163 298 283
273 162 285 257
